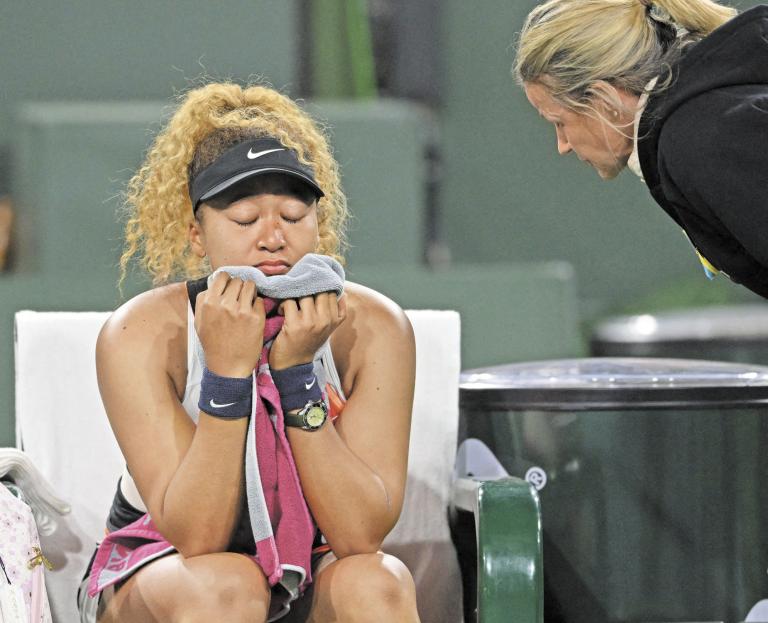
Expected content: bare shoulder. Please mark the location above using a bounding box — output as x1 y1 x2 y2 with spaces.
331 281 415 390
341 280 413 340
99 282 187 347
97 282 189 392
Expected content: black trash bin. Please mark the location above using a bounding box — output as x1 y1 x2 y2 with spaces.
591 304 768 363
460 357 768 623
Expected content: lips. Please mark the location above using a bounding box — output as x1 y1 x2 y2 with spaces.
255 260 290 276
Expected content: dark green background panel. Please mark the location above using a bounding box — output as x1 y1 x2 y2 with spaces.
348 262 583 370
0 1 298 147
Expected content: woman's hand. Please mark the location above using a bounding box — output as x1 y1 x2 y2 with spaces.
195 273 266 377
269 292 347 370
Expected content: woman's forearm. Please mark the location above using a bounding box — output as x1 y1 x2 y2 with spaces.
287 422 396 558
155 413 248 557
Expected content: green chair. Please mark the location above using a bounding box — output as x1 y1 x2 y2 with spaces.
451 438 543 622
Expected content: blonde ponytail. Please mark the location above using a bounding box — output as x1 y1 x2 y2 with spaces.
649 0 736 35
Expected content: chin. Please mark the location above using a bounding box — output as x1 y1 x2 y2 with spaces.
595 165 623 180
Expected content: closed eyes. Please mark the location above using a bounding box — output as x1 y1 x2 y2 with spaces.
233 215 302 227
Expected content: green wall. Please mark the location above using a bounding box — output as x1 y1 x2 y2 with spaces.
440 0 764 319
0 1 297 155
349 262 582 369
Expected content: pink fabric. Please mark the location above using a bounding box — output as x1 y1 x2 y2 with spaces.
87 299 316 598
0 483 53 621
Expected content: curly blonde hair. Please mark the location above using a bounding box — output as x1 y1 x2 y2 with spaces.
119 82 348 286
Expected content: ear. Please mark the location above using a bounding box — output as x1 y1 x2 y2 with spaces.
589 80 639 119
588 80 619 112
189 217 207 258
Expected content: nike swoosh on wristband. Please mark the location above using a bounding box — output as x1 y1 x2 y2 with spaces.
247 147 285 160
304 377 316 390
210 399 237 409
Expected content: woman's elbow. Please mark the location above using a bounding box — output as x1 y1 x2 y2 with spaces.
328 526 391 559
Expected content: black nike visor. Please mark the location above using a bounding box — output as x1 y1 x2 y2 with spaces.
188 137 324 212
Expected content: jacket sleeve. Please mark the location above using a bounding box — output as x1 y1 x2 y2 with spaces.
658 89 768 267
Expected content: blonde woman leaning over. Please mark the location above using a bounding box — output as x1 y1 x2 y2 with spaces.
76 82 419 623
516 0 768 298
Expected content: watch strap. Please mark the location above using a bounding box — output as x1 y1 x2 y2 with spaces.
283 410 306 428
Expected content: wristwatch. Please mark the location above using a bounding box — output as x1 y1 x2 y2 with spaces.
284 399 328 431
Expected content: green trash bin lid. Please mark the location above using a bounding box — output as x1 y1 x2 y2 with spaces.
592 304 768 345
460 357 768 411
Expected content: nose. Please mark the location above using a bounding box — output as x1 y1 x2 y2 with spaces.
256 216 286 252
556 127 571 155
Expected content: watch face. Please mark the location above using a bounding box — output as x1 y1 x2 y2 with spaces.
305 405 326 428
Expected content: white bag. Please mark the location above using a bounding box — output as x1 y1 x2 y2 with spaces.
0 483 52 623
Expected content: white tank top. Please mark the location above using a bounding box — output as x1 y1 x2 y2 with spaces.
119 302 346 512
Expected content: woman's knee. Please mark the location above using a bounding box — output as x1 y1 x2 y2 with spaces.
367 554 416 608
103 552 271 623
204 566 268 616
174 554 271 622
325 552 417 617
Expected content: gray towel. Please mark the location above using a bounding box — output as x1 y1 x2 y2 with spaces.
199 254 345 371
208 253 345 299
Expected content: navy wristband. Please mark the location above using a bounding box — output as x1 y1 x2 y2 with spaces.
271 363 323 412
198 367 252 419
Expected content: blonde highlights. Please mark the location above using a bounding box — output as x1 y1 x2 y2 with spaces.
119 82 348 286
515 0 737 111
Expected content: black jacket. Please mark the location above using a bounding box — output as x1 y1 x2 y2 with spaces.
637 5 768 298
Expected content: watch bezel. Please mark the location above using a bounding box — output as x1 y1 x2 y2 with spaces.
289 399 328 431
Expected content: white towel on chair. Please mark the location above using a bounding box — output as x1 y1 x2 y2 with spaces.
382 310 464 623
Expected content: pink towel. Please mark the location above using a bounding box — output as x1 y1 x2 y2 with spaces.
87 299 316 598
